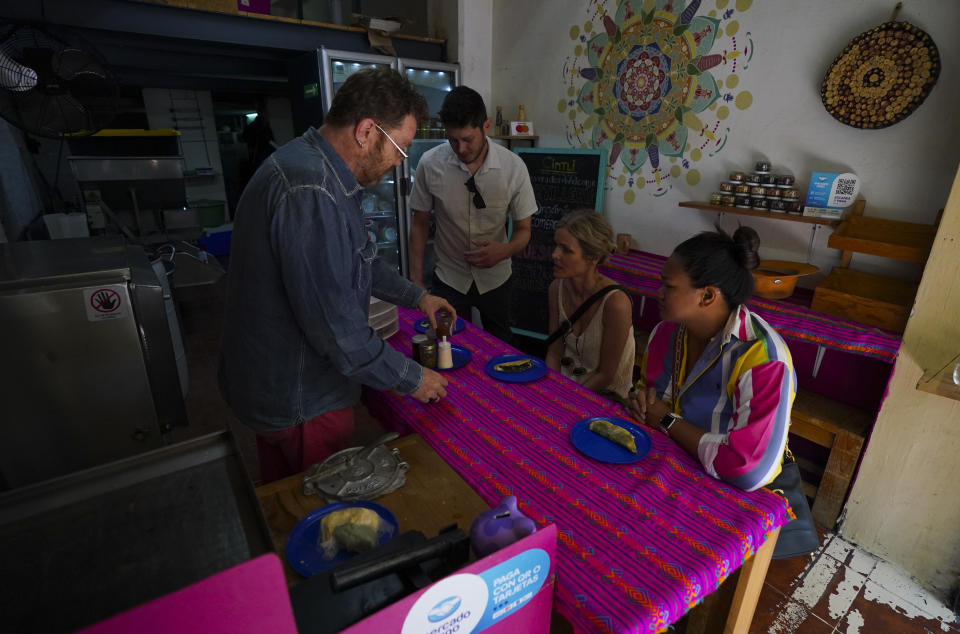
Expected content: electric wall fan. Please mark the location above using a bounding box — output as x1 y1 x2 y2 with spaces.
0 24 118 138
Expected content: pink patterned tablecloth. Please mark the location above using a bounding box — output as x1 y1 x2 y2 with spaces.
363 308 791 634
600 250 901 364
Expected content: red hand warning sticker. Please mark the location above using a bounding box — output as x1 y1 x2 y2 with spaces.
83 285 128 321
90 288 121 313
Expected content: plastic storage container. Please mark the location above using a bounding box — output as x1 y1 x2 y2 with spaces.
190 200 226 228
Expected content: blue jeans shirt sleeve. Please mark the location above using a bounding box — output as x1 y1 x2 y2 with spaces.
372 258 428 309
271 186 423 395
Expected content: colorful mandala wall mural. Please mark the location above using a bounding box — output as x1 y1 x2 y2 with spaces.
561 0 756 201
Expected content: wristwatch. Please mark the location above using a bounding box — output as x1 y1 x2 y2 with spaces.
659 412 679 435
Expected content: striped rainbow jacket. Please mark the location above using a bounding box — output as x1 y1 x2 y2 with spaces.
641 305 796 491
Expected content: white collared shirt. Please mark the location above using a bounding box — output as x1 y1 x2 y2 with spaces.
410 141 538 294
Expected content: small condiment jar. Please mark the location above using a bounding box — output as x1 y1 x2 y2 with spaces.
759 174 776 186
751 196 770 210
769 198 787 212
411 334 428 363
766 187 783 199
719 181 735 193
785 201 803 214
776 174 795 187
745 173 760 186
721 193 736 206
710 191 724 205
782 188 801 200
420 340 438 368
755 160 771 173
734 194 751 208
437 336 453 370
436 309 453 339
750 185 767 197
729 171 745 182
734 183 751 195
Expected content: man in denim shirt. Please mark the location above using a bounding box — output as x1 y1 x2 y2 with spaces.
220 69 455 482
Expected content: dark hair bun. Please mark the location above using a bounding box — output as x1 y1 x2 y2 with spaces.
732 226 760 271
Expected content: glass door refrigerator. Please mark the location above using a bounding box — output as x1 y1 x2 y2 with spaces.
319 48 403 272
397 58 459 282
318 50 459 278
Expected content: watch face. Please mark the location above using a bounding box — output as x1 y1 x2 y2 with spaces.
660 413 676 430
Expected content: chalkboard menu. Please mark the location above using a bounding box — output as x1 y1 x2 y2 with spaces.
511 148 607 337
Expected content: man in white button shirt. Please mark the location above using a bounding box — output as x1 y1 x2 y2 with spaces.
409 87 538 343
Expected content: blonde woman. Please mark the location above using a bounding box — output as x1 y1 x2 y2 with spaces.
546 210 635 400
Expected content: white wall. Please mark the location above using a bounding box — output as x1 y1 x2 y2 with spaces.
491 0 960 285
457 0 493 108
843 165 960 601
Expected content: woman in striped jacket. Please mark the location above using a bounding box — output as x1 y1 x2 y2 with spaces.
629 226 795 492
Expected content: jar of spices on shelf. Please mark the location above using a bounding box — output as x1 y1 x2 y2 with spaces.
776 174 796 188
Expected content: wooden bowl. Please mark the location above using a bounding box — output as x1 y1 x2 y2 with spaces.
752 260 819 299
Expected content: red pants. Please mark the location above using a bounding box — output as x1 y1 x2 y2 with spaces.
255 407 354 483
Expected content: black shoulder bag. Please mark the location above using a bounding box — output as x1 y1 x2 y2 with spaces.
766 450 820 559
544 284 628 347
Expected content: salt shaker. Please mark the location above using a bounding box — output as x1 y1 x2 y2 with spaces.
437 336 453 370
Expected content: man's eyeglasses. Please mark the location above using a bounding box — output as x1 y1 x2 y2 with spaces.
374 123 408 160
464 176 486 209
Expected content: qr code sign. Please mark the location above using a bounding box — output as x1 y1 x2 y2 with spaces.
836 178 857 196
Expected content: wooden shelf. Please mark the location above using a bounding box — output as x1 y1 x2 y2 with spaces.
917 353 960 401
828 215 936 263
812 267 917 332
679 202 840 226
489 134 539 141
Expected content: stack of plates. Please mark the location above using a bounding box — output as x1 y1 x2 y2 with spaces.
369 297 399 339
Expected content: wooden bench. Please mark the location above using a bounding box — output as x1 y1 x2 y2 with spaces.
790 389 873 529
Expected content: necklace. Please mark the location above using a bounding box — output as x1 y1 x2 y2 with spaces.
560 331 587 377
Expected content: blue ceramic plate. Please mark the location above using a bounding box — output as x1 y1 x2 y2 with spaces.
436 344 471 371
570 417 652 464
414 316 466 334
484 354 548 383
285 501 398 578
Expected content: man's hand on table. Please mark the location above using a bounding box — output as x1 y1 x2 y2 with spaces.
412 367 449 404
417 294 457 330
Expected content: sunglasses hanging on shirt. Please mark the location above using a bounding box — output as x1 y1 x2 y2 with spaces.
464 176 486 209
